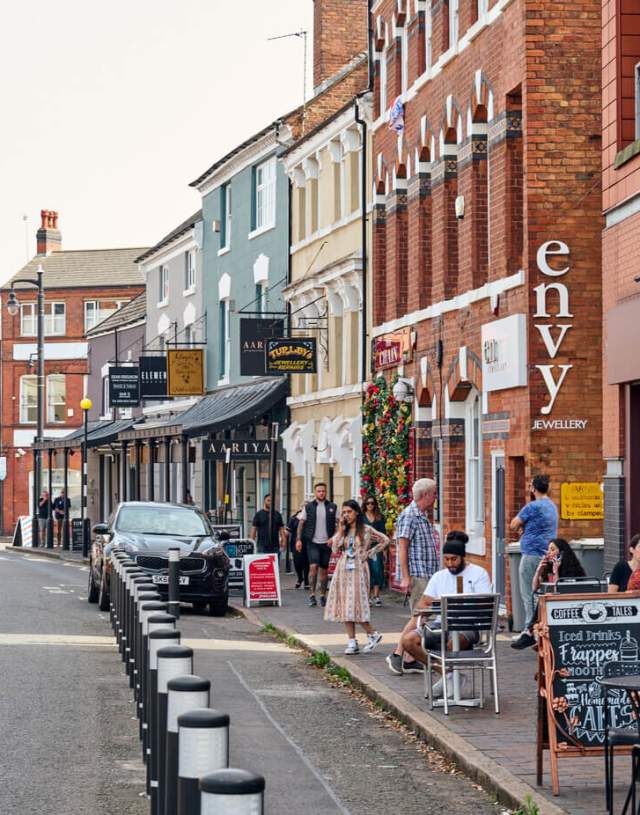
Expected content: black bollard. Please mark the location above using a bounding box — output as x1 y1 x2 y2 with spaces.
168 547 181 621
121 567 144 665
165 676 210 815
199 769 265 815
134 590 159 714
155 647 194 815
177 709 230 815
128 577 152 687
138 599 166 749
115 561 135 648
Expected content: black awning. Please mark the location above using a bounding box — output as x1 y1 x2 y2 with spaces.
180 377 287 437
36 418 137 451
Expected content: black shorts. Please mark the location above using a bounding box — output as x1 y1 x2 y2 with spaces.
307 542 331 569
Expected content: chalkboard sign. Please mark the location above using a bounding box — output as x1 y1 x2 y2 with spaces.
537 592 640 795
71 518 85 552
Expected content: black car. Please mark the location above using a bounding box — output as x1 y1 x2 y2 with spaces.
87 501 230 616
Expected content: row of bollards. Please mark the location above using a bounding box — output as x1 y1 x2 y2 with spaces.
108 547 265 815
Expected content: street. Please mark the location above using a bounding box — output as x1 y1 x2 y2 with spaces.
0 550 504 815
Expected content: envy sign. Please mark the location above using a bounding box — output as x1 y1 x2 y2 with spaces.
534 241 574 415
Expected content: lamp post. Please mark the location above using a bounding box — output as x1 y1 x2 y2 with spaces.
6 265 45 548
80 397 93 557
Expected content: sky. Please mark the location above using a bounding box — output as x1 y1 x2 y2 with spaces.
0 0 314 284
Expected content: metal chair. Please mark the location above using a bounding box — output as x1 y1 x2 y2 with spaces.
423 593 500 715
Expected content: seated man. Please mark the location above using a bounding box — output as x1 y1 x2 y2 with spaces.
399 532 492 696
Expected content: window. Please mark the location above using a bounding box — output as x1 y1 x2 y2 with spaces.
297 186 307 242
349 151 361 214
184 324 193 348
220 183 232 249
255 284 267 316
84 301 121 332
449 0 459 48
254 157 276 231
218 300 230 380
19 375 37 424
401 25 409 94
379 49 388 116
426 3 432 70
47 374 66 423
21 302 66 335
185 250 196 291
333 158 343 222
85 301 98 331
308 178 319 234
20 304 36 336
466 391 484 534
158 266 169 304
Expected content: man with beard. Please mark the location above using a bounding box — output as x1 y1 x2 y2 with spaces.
397 531 492 696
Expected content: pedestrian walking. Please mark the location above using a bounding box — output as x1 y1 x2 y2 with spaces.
509 474 558 632
251 494 285 554
608 533 640 593
362 496 386 606
53 489 70 547
324 500 389 655
296 483 337 608
286 504 309 589
385 478 439 676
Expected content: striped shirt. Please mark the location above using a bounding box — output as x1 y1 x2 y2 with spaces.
394 501 439 580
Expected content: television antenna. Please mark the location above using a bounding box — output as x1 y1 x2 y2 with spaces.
268 29 309 129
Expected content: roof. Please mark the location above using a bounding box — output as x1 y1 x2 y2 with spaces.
280 97 359 159
37 418 137 450
85 292 147 337
5 248 147 291
135 210 203 264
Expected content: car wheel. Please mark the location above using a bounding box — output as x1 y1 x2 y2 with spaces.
87 565 99 603
192 601 208 614
208 592 228 617
98 570 110 611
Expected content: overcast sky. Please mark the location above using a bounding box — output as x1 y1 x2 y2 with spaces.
0 0 314 284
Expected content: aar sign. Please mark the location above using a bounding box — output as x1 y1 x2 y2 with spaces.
240 318 284 376
265 338 316 374
109 366 140 407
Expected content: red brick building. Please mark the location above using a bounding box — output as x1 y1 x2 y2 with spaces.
0 211 145 534
369 0 603 599
602 0 640 567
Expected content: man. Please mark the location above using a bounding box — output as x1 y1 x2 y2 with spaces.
386 478 439 675
53 489 70 547
250 494 285 554
38 490 50 541
509 474 558 632
296 483 337 608
399 532 492 697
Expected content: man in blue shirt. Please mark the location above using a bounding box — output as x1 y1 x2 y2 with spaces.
510 474 558 632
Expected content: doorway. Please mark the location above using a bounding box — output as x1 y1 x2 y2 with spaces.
491 453 506 606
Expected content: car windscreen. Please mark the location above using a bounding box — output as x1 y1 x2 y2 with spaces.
116 506 210 537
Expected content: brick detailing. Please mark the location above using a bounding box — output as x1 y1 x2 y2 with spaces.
431 152 459 301
386 188 409 317
373 202 387 327
407 167 432 311
313 0 367 89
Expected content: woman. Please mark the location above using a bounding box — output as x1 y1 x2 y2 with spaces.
512 538 586 649
362 496 386 606
609 533 640 592
287 504 309 590
324 500 389 655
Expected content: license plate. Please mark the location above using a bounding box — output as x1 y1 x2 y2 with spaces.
151 574 190 586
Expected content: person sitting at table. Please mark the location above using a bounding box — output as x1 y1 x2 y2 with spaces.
608 533 640 593
511 538 585 650
398 533 492 697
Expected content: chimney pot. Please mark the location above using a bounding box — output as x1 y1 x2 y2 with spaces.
36 209 62 256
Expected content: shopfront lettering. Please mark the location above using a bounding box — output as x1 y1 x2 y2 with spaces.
531 419 588 430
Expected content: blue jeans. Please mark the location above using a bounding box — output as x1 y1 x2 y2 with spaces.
519 554 541 629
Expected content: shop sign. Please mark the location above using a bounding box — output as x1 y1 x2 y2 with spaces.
109 366 140 406
373 328 413 370
560 482 604 520
243 553 282 607
481 314 527 392
240 318 284 376
167 349 204 396
265 338 316 374
139 355 168 399
202 438 272 460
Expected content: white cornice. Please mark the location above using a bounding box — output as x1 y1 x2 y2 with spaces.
282 107 357 171
139 233 198 274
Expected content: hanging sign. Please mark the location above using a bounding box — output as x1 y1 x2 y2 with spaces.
167 349 204 396
243 553 282 607
202 438 272 460
560 482 604 520
265 338 316 374
109 366 140 406
373 328 413 370
139 355 168 399
240 319 285 376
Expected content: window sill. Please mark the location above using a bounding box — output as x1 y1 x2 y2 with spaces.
157 299 169 309
217 376 230 387
182 287 196 298
218 246 231 257
248 222 275 240
614 140 640 169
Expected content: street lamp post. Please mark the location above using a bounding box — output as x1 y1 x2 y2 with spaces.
80 397 93 557
6 265 45 548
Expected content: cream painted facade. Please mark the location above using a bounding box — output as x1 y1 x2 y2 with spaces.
281 99 373 510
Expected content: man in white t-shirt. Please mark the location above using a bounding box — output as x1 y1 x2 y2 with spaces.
399 533 492 673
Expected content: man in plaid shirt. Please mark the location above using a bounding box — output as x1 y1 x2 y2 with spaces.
386 478 439 675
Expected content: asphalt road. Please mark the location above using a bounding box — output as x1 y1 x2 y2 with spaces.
0 550 505 815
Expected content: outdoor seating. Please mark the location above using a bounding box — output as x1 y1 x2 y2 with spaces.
601 676 640 815
423 593 500 716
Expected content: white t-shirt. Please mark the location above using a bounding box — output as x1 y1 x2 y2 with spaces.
424 563 492 600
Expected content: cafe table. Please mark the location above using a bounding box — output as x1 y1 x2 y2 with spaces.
600 675 640 815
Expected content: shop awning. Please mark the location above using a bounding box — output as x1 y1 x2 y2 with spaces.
180 377 287 438
37 418 137 451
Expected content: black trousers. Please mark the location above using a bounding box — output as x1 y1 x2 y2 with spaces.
292 544 309 585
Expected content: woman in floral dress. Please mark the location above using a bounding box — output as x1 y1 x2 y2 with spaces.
324 499 390 654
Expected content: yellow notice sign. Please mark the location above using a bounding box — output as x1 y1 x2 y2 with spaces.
560 482 604 520
167 349 204 396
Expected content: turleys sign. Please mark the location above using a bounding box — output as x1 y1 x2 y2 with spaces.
202 438 272 460
109 366 140 406
139 355 168 399
167 349 204 396
240 318 284 376
560 482 604 520
265 338 316 374
373 328 413 370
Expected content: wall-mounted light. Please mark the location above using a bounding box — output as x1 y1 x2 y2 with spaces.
455 195 465 220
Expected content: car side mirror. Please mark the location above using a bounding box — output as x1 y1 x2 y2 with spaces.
92 523 109 536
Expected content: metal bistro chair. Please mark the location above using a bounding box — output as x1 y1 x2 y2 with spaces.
423 593 500 716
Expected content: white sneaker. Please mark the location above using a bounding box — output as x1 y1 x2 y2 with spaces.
363 632 383 653
344 640 359 655
431 673 453 698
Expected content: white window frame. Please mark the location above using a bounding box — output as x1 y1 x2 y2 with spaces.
46 374 66 424
102 376 113 420
84 300 98 332
449 0 459 48
635 63 640 140
465 389 485 548
19 375 37 424
379 48 388 116
223 183 232 249
185 249 196 293
254 157 276 233
20 304 36 336
45 302 65 336
401 24 409 95
218 299 231 384
426 2 433 70
158 265 169 306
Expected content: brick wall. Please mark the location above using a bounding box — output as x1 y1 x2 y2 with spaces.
313 0 368 89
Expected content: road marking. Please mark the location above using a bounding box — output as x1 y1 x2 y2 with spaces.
183 638 289 654
227 660 351 815
0 633 115 647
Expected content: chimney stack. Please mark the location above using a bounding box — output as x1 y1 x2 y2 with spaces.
313 0 368 90
36 209 62 256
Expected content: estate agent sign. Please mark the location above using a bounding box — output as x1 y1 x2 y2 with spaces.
109 366 140 406
265 338 317 374
167 349 204 396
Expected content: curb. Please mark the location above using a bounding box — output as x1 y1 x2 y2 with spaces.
231 602 568 815
3 546 86 563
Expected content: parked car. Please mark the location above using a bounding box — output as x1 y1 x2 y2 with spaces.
87 501 230 616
